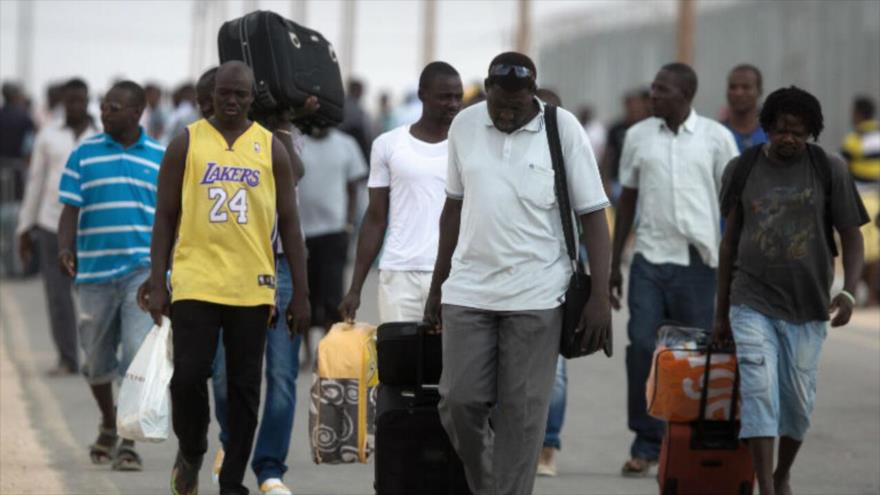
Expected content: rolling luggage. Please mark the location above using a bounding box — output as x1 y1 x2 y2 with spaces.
218 10 345 128
657 348 755 495
376 321 442 387
374 322 471 495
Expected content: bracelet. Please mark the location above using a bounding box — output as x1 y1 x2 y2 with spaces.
839 290 856 306
275 129 292 136
58 248 74 259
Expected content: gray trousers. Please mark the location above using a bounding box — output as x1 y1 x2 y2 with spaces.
439 304 562 495
32 227 78 369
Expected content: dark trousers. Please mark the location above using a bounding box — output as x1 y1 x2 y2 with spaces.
170 300 270 494
305 231 348 327
32 227 78 369
626 249 716 460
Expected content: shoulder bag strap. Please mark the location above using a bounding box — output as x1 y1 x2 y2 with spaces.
544 104 582 272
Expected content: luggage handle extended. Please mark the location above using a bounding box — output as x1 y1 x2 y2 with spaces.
693 346 741 450
414 321 428 402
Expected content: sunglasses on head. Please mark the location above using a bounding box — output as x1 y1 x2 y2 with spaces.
489 64 534 79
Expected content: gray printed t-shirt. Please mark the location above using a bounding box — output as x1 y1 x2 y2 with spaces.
720 146 869 323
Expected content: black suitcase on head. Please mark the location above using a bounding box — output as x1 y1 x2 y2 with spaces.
375 322 471 495
217 10 344 127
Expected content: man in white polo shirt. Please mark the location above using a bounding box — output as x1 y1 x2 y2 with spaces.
339 62 463 322
424 52 611 495
17 77 98 376
610 62 739 477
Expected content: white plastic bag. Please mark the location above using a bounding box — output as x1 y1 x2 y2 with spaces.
117 316 174 442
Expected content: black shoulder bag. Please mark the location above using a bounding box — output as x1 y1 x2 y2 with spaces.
545 104 612 359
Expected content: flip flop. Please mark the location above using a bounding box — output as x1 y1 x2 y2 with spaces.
112 443 143 472
89 425 118 465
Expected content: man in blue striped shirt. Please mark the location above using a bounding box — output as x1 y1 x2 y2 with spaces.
57 80 162 472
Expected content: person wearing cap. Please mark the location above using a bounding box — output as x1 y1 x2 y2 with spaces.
424 52 611 495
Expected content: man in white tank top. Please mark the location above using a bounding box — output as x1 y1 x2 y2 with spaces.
339 62 463 322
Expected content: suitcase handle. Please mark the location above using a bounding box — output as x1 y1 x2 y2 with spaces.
414 321 427 402
236 12 280 112
695 347 740 445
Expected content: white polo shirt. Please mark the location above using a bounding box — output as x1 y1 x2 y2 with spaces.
619 109 739 268
442 100 609 312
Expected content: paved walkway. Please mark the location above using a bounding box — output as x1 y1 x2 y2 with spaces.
1 271 878 494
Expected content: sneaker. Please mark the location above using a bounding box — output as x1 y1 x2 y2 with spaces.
171 451 202 495
212 448 224 484
536 447 558 477
259 478 292 495
621 457 656 478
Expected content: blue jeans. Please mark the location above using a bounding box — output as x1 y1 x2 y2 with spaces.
543 356 567 449
730 305 826 441
75 267 152 385
212 258 301 483
626 250 716 460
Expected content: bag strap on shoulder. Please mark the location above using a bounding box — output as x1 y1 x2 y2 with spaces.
544 104 582 273
720 143 763 218
805 143 838 257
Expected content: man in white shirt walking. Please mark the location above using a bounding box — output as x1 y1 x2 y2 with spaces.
425 52 611 495
298 126 367 329
17 78 98 375
610 62 739 476
339 61 463 323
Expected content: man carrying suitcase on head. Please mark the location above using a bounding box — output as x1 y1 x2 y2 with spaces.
424 52 612 495
145 61 311 495
714 86 868 495
339 62 463 323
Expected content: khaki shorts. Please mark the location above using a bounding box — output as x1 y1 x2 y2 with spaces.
376 270 432 323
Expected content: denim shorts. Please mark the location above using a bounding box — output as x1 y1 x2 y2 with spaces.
730 304 827 440
76 268 153 385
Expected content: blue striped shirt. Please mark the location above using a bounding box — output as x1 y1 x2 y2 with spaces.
58 128 164 284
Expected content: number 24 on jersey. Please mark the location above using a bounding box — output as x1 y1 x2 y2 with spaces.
209 187 248 224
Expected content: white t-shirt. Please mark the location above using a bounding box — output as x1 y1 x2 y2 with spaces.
442 100 609 311
298 129 367 237
368 125 448 272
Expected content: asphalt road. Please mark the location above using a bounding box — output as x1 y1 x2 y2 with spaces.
1 270 878 495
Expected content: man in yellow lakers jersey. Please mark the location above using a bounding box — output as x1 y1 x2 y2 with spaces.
147 61 311 495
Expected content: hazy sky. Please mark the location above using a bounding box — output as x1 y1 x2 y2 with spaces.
0 0 618 110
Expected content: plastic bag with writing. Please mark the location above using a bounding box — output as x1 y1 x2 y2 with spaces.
117 317 174 442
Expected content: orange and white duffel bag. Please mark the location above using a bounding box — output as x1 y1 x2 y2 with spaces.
646 324 739 422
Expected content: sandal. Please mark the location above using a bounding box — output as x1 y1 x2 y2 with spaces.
112 441 143 472
621 457 657 478
89 425 118 465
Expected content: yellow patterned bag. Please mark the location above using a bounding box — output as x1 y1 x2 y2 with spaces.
309 321 378 464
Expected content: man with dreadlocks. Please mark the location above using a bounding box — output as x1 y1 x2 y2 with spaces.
714 86 869 495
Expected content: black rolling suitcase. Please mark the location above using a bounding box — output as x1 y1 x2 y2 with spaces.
376 321 442 386
374 322 471 495
217 10 344 127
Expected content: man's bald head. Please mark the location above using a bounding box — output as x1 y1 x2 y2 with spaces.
213 61 255 124
216 61 255 86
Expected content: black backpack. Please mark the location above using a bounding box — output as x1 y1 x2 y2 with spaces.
720 143 838 257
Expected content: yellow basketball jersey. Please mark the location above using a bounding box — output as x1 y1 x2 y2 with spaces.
171 119 277 307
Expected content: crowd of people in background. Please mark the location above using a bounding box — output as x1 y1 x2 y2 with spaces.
0 51 877 495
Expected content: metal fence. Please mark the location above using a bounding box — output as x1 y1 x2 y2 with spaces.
537 0 880 148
